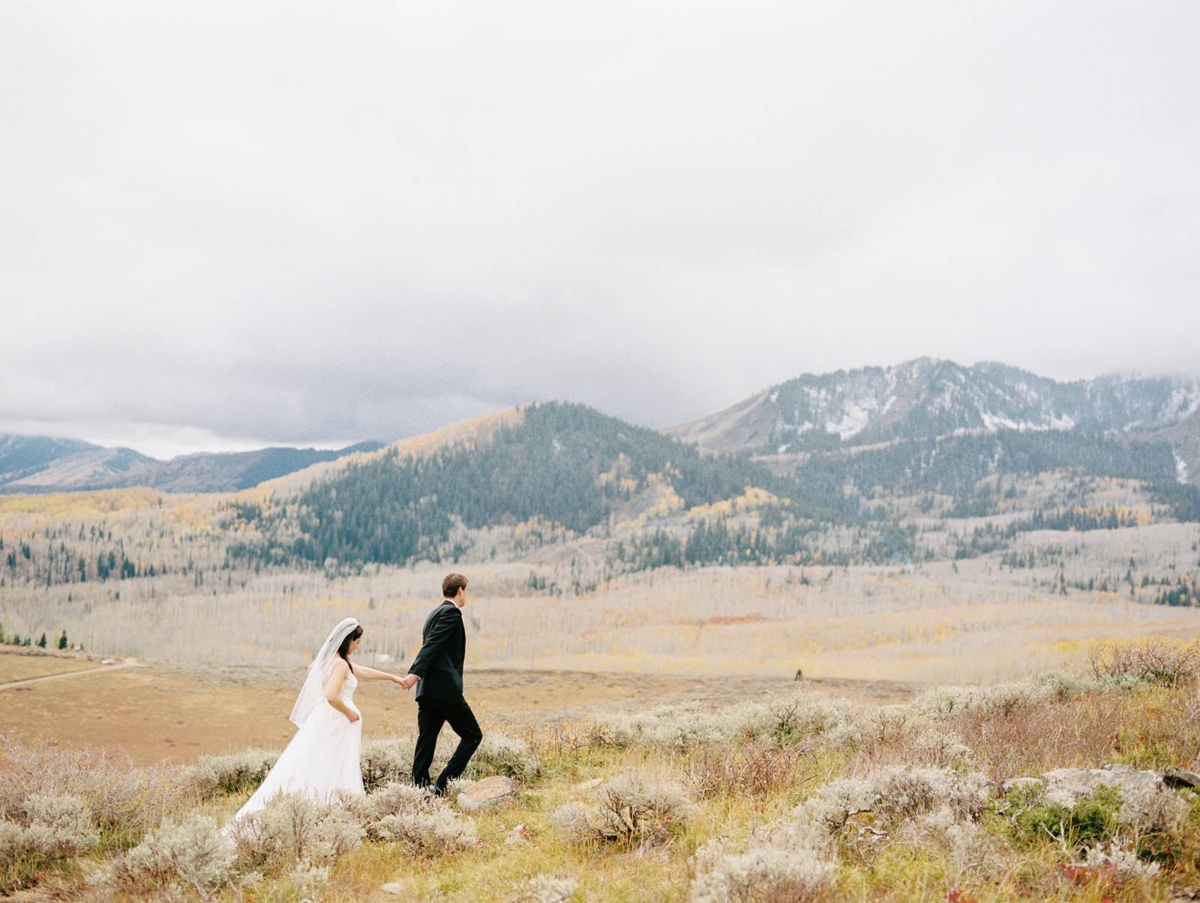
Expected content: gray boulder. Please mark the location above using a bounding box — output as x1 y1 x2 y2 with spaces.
457 775 518 811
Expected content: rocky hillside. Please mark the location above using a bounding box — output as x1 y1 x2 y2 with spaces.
668 358 1200 482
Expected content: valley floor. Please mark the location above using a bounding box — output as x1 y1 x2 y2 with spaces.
0 649 914 765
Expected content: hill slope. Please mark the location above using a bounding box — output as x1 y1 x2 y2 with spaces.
232 402 790 568
0 434 384 494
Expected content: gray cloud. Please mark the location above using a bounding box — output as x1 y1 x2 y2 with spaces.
2 1 1198 457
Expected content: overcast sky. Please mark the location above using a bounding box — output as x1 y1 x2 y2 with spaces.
2 2 1197 458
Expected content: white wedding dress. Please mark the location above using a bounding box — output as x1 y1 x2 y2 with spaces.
233 668 365 820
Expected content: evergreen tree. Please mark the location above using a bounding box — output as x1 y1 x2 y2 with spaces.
58 630 68 650
37 633 47 648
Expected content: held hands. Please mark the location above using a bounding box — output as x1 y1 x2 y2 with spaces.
399 674 419 691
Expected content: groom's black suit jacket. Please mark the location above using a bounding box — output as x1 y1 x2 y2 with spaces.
407 600 466 703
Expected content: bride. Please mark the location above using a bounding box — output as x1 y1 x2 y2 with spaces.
232 617 406 820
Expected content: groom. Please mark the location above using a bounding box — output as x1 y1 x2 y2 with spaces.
400 573 483 796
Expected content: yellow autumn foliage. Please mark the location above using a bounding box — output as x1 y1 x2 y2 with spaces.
688 486 782 519
0 488 163 518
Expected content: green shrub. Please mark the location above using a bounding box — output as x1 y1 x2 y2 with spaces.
1010 784 1122 847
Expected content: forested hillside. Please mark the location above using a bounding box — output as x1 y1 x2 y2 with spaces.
225 402 1200 577
230 403 792 568
794 429 1179 503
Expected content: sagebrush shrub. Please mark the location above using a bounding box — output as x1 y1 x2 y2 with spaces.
800 765 991 834
349 782 476 855
730 694 854 746
549 802 590 846
0 794 99 893
0 736 185 838
229 793 362 870
360 737 417 791
690 838 834 903
113 812 235 897
185 749 277 798
588 704 730 750
468 733 540 781
587 695 852 752
350 781 432 827
915 670 1106 722
1083 840 1162 880
21 794 99 856
554 772 691 847
507 875 577 903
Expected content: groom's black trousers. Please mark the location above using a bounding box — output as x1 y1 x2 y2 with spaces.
412 696 482 792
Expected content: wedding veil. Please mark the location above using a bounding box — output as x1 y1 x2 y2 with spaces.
289 617 360 727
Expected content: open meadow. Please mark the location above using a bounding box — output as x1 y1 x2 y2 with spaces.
3 487 1200 900
3 643 1200 902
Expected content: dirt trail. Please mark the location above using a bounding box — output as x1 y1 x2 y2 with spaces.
0 659 140 691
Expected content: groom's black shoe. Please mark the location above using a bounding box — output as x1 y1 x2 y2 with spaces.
432 783 447 798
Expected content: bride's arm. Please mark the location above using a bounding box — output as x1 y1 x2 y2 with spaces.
324 659 361 722
352 664 404 684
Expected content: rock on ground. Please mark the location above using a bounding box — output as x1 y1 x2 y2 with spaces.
457 775 518 810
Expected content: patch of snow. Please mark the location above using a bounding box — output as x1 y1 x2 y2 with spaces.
1169 386 1200 420
880 394 897 416
794 422 814 434
1176 453 1189 485
826 400 875 440
981 412 1018 431
934 386 956 412
777 444 788 454
980 410 1073 433
769 390 779 404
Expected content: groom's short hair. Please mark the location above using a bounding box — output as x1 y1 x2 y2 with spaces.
443 573 468 598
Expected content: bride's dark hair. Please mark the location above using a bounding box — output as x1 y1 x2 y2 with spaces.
337 625 364 673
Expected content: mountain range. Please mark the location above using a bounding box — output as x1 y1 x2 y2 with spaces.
668 358 1200 482
3 358 1198 497
0 435 384 494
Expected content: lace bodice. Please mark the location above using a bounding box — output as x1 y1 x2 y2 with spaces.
338 669 358 702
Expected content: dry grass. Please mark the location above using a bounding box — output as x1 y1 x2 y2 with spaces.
0 649 98 684
685 738 816 798
4 662 1200 900
948 680 1200 779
